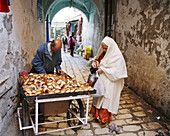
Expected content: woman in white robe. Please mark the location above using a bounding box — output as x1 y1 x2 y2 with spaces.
90 36 128 125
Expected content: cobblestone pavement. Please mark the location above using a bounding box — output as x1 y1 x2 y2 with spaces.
5 52 169 136
40 52 169 136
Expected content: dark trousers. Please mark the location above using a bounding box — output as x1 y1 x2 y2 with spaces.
70 46 74 57
63 44 66 52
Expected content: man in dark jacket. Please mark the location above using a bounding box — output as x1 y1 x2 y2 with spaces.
62 35 68 52
30 39 63 74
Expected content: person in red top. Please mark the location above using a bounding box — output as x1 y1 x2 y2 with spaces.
90 36 128 127
68 36 76 57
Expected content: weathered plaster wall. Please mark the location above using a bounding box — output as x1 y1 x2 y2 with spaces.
0 0 44 135
115 0 170 117
82 0 105 56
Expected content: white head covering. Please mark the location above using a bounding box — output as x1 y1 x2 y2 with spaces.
96 36 128 81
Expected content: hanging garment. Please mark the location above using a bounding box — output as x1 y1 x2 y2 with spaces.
72 23 75 32
0 0 10 12
79 17 83 34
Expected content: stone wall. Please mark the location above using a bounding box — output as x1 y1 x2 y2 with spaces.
0 0 44 135
114 0 170 117
82 0 105 57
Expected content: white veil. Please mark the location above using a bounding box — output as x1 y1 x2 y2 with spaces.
96 36 128 81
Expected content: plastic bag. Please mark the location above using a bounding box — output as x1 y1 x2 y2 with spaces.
87 73 98 87
92 73 105 97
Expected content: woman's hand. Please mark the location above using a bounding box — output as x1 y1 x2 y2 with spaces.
96 67 103 74
91 61 97 68
57 69 65 75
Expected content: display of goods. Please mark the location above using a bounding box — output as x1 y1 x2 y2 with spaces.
20 73 94 96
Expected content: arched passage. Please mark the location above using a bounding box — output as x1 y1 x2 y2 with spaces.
43 0 100 22
39 0 104 54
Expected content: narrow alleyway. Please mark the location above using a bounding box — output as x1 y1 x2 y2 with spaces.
39 52 169 136
0 1 169 136
4 52 169 136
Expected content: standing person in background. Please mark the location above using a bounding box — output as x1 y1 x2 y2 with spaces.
68 36 76 57
90 36 128 127
30 39 64 74
62 35 68 52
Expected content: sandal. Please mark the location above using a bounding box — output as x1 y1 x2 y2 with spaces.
99 121 109 128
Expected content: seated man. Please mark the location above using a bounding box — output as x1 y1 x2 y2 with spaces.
30 39 64 74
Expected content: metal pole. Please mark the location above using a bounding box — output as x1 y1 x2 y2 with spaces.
17 108 22 130
35 97 38 134
85 96 89 124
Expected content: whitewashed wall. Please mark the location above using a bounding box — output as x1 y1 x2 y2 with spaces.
0 0 44 135
82 0 105 57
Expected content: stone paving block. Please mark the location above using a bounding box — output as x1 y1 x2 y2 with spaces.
118 109 131 114
125 118 144 124
41 122 58 128
116 133 137 136
58 113 67 117
111 115 116 120
109 120 127 126
126 100 135 103
59 122 69 128
120 97 124 100
91 122 101 128
65 129 76 135
132 107 144 111
49 131 65 135
121 104 136 108
121 94 130 97
120 96 130 100
118 105 123 109
157 129 170 136
136 102 143 106
115 114 133 119
122 89 135 94
77 129 93 135
81 123 91 129
38 127 45 132
138 131 158 136
122 125 141 131
95 127 110 135
121 96 131 100
142 117 151 122
41 117 68 134
133 111 146 117
141 122 162 130
47 116 65 121
119 100 126 104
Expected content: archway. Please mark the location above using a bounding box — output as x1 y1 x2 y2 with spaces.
37 0 104 56
39 0 100 41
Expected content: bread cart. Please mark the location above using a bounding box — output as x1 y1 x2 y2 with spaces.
17 73 96 135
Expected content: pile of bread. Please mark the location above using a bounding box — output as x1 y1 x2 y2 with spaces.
20 73 94 96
